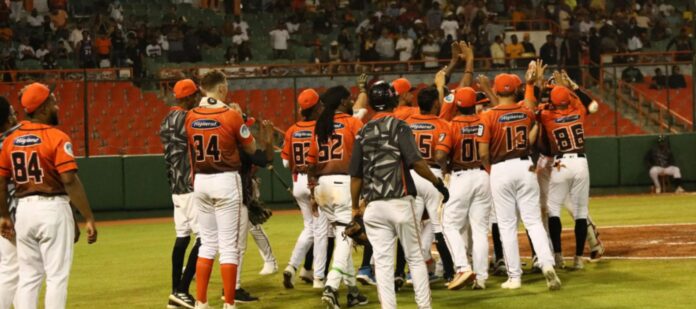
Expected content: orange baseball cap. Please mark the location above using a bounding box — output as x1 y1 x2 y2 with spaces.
550 86 574 106
392 78 414 96
173 79 198 99
454 87 477 108
494 74 518 94
511 74 522 88
21 83 51 114
298 89 319 110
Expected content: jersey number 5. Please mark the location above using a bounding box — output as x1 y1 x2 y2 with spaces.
318 134 344 162
193 134 221 162
553 124 584 152
12 152 44 183
417 134 433 159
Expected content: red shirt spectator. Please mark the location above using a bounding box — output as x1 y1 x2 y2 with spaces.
95 35 112 56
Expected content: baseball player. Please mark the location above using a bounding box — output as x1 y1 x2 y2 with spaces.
404 82 455 283
436 87 492 290
350 81 449 309
0 96 19 309
185 70 256 309
392 78 419 120
0 82 98 309
281 89 330 289
306 86 368 309
476 74 561 290
539 86 593 270
160 79 201 309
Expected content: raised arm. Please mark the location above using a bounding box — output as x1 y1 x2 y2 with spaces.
458 41 475 88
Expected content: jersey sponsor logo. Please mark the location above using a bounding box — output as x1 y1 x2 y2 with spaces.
333 122 345 129
554 114 581 123
240 124 251 138
13 135 42 147
64 142 74 157
498 112 528 123
409 123 435 131
460 125 480 135
191 119 221 129
293 130 313 139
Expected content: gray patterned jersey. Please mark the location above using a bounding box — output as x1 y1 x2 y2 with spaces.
349 114 421 203
159 107 193 194
1 123 20 220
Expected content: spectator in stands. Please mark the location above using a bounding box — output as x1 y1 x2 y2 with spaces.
109 1 124 23
421 35 440 69
18 37 36 60
1 50 16 81
167 26 185 63
206 27 223 48
578 14 595 38
183 28 202 62
269 23 290 59
9 0 23 22
505 34 524 67
426 2 443 31
328 41 341 64
375 28 395 60
441 14 459 41
111 29 126 66
490 35 505 68
621 65 644 83
224 46 237 64
627 33 643 52
26 9 44 29
146 38 163 58
588 27 601 81
521 33 535 55
359 30 379 62
286 15 300 34
356 14 377 34
395 31 414 62
42 50 57 69
77 31 96 68
0 22 12 42
69 24 84 49
668 65 687 89
337 27 354 61
49 8 68 32
438 34 454 60
95 32 112 66
560 30 582 82
126 33 144 79
645 135 686 194
666 28 693 62
485 15 505 45
35 42 50 60
233 15 250 37
651 11 671 41
650 68 668 89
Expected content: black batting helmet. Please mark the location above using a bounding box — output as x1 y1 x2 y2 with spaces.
368 81 397 111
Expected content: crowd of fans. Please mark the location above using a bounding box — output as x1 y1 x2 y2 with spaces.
0 0 693 81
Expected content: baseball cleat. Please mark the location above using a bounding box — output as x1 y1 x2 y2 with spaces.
493 259 507 276
590 238 605 263
656 188 662 194
542 265 562 291
447 270 476 290
234 288 259 303
259 262 278 275
321 286 340 309
573 256 584 270
222 304 236 309
530 256 542 273
168 292 195 309
356 266 376 286
194 301 211 309
472 279 486 290
676 186 686 193
283 265 296 289
554 253 565 269
346 287 368 307
394 275 405 292
299 268 314 283
501 278 521 289
313 277 326 289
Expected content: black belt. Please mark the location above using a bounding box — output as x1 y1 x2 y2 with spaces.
493 156 530 164
452 166 485 172
554 153 586 160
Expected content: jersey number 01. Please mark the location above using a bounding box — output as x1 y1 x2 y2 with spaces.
12 151 44 183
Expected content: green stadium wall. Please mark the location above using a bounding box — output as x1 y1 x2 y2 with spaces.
77 133 696 211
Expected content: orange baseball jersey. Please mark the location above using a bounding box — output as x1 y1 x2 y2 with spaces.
405 114 451 166
436 115 483 170
281 120 316 173
476 104 535 164
393 106 420 120
306 114 363 176
539 102 587 156
0 121 78 198
185 106 254 173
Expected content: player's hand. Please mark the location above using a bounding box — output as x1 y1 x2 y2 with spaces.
525 60 537 84
536 59 547 85
0 217 14 241
476 74 491 90
261 120 275 145
561 70 579 90
459 41 473 61
450 41 461 62
356 73 368 92
434 178 450 203
435 67 447 88
85 219 97 244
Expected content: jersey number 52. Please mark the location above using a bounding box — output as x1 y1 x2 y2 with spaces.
318 134 343 162
12 151 44 183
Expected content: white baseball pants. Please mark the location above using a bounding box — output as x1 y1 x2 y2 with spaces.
14 196 74 309
236 205 276 288
547 156 590 219
194 172 243 265
411 168 443 258
490 158 555 279
649 166 682 190
364 196 431 309
173 193 198 238
288 173 327 278
314 175 356 289
0 236 18 309
442 168 492 281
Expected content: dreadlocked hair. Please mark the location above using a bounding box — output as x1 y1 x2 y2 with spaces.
316 86 350 144
301 104 318 120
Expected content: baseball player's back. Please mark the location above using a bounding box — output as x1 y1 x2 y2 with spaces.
441 115 484 171
405 113 451 166
539 104 587 156
307 113 362 176
282 120 316 174
393 106 420 120
478 103 534 164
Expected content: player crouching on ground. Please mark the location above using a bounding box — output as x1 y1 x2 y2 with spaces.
185 70 256 309
160 79 202 309
350 81 449 309
0 83 98 309
436 87 492 290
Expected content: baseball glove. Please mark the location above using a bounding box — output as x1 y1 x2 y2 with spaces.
247 199 273 225
343 215 369 246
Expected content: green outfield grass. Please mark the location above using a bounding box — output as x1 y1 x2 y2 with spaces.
63 194 696 308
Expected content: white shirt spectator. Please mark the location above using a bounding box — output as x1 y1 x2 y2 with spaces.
26 14 44 27
69 28 84 48
269 29 290 50
375 35 395 60
146 44 162 57
658 3 675 16
441 19 459 40
232 32 248 45
286 21 300 34
422 43 440 68
35 47 50 59
18 43 35 60
635 15 650 29
395 37 414 61
579 20 594 35
158 35 169 51
628 35 643 51
355 19 372 34
234 20 250 36
110 3 124 23
490 42 505 65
